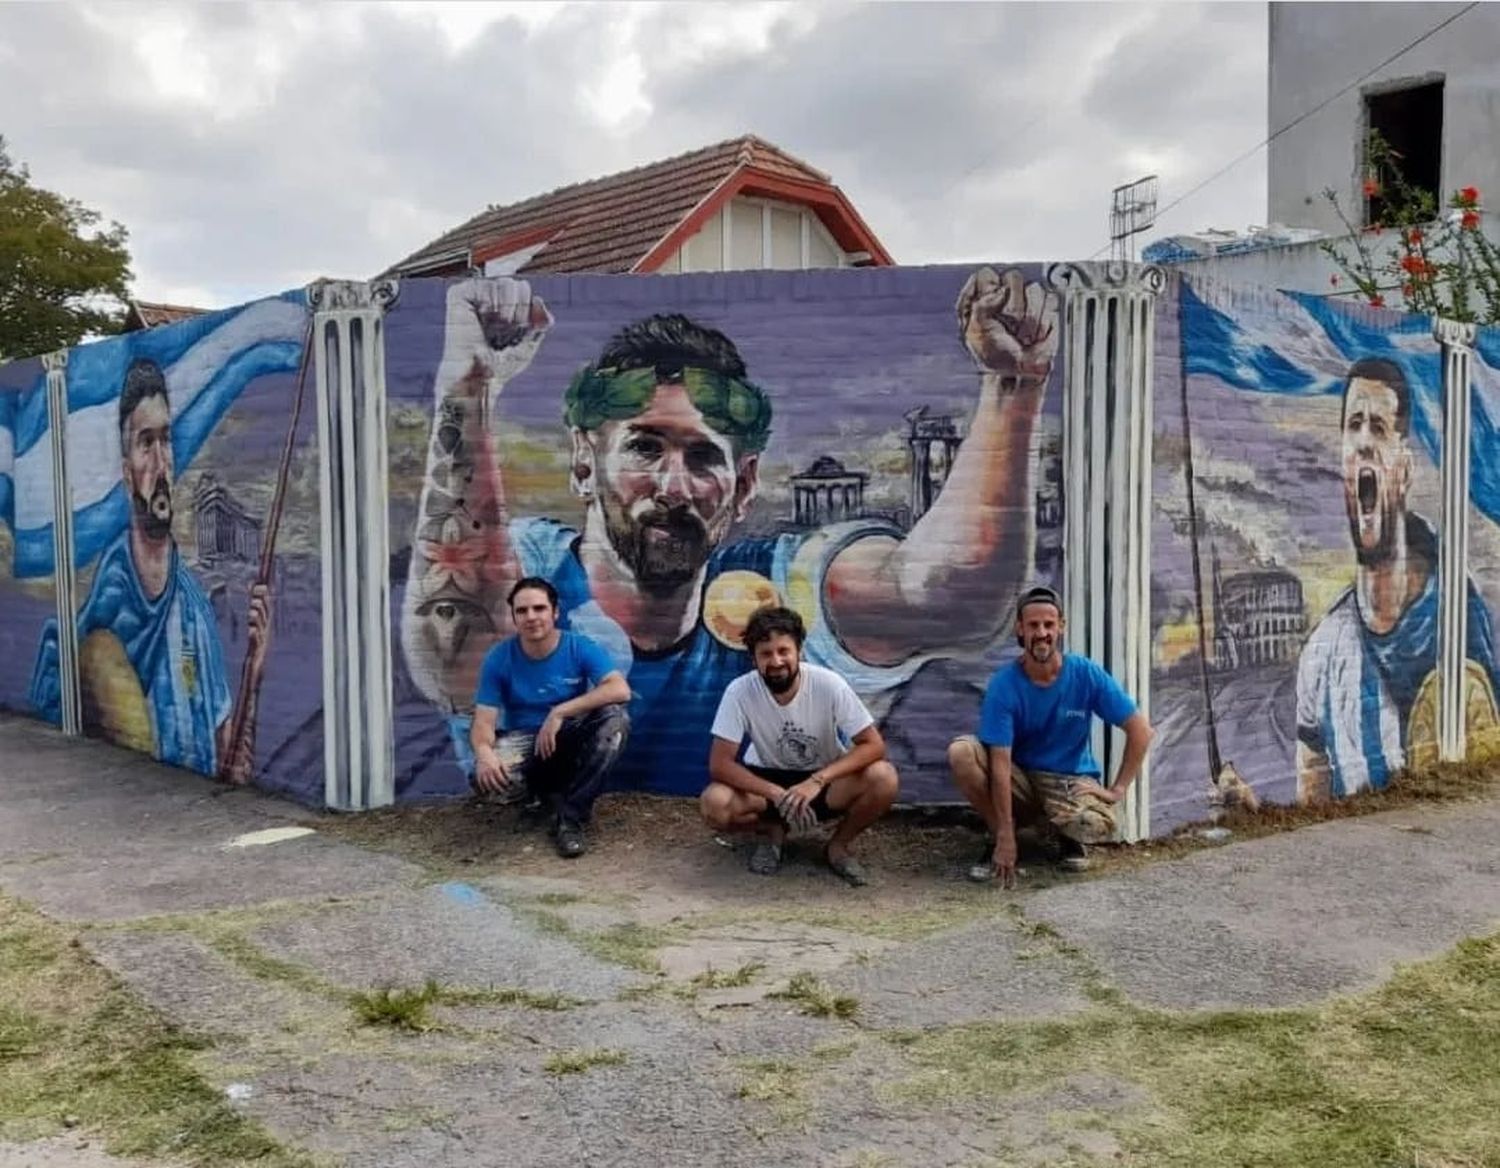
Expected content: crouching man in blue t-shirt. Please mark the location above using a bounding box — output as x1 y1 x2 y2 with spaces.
948 586 1154 884
470 577 631 858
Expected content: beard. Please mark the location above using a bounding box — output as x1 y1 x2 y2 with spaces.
604 499 712 595
1346 467 1401 567
134 476 173 541
1027 637 1055 663
760 663 799 694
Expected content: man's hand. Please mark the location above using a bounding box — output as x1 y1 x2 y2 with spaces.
473 748 514 795
775 776 823 835
1072 779 1123 805
956 267 1061 384
437 277 553 397
535 709 565 761
245 582 272 678
991 828 1019 890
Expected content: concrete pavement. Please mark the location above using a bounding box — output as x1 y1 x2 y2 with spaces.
3 714 1499 1167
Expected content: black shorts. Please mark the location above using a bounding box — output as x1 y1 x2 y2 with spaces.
748 766 840 823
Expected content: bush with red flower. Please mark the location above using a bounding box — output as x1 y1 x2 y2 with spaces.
1320 133 1499 323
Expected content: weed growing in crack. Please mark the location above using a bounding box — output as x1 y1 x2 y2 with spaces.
349 980 443 1032
690 961 766 990
544 1047 627 1075
770 972 859 1019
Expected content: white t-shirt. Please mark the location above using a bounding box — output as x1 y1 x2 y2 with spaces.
710 664 875 772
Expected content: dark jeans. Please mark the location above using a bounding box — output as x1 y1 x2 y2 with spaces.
512 705 630 826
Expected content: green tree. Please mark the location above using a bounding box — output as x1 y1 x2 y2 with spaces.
0 135 131 360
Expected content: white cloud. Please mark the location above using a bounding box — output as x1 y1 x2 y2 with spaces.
0 0 1270 309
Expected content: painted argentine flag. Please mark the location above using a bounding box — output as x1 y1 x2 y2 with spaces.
1178 275 1500 528
0 291 308 579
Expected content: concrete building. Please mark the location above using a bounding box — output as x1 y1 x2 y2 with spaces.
1147 2 1499 304
1267 1 1499 238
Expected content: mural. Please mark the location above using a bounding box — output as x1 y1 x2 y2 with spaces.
384 266 1068 802
0 356 59 723
1151 275 1500 831
6 295 326 802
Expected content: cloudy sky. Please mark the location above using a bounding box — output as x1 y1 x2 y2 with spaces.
1 1 1269 308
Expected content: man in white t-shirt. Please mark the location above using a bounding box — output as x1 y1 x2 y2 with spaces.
702 606 900 886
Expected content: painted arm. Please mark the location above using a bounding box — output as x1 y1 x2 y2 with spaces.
219 582 271 785
400 278 552 714
825 267 1059 665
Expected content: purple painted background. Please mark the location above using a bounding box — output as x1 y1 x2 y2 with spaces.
384 265 1067 804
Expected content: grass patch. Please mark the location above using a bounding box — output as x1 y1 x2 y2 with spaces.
0 892 315 1166
690 961 766 990
439 986 582 1012
770 972 860 1020
521 908 670 975
543 1047 627 1076
882 930 1500 1167
531 892 585 907
349 978 585 1031
349 981 442 1032
736 1057 813 1128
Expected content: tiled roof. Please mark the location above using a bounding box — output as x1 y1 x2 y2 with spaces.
384 135 843 277
126 300 210 330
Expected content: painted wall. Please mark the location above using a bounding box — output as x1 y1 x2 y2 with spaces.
0 295 325 802
1151 272 1500 830
383 265 1068 804
0 356 60 723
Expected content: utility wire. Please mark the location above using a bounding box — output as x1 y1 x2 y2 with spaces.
1093 0 1479 260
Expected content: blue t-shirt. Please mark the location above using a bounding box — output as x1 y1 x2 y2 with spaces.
977 654 1137 777
474 631 615 733
30 531 232 776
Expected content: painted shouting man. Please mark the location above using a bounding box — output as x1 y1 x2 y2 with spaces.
401 269 1061 793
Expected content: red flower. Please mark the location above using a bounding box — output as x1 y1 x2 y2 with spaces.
1462 209 1481 230
1363 177 1381 198
1406 228 1424 245
1459 185 1481 207
1400 254 1423 274
1369 294 1386 309
1402 283 1415 298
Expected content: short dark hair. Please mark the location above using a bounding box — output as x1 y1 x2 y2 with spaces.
508 576 559 610
1016 585 1062 621
1342 358 1411 437
118 359 170 454
742 605 805 651
596 313 747 380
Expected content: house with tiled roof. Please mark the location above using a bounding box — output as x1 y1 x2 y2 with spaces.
384 135 894 279
123 300 209 332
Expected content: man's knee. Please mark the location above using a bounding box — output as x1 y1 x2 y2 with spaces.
699 782 738 829
860 760 900 805
947 736 983 783
568 704 630 755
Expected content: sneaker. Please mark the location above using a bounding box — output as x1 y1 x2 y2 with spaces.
748 841 783 876
1057 836 1090 873
554 819 587 859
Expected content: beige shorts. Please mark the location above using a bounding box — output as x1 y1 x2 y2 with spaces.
952 735 1117 845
